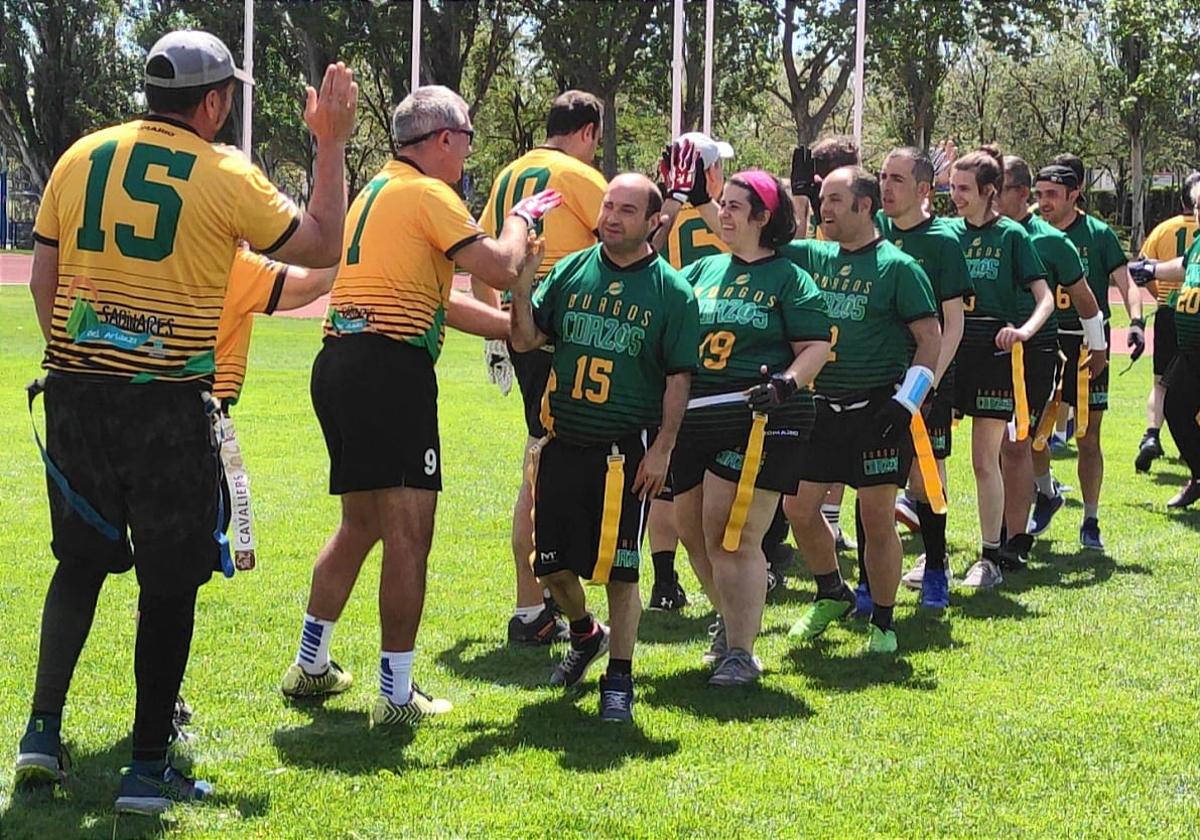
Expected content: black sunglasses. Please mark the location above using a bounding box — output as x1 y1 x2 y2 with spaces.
398 127 474 147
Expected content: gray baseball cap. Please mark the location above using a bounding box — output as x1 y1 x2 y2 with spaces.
145 30 254 89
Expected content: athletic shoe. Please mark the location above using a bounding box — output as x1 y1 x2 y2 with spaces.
866 625 898 654
895 494 921 532
999 533 1034 571
1028 490 1065 536
961 558 1003 589
648 579 689 611
708 648 764 687
702 617 728 667
507 607 569 646
280 660 353 699
901 553 953 590
1134 432 1164 473
14 725 68 788
598 673 634 723
369 685 453 728
788 587 855 640
1080 517 1105 551
173 695 193 727
543 591 562 618
1168 480 1200 509
114 763 212 816
766 567 783 597
549 623 610 687
852 580 874 619
834 529 857 553
919 571 950 610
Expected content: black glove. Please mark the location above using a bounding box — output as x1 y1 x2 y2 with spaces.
1128 317 1146 362
790 146 817 199
876 397 913 441
1128 259 1157 287
746 373 799 412
687 155 710 206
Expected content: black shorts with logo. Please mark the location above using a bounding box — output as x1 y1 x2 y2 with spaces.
1060 327 1110 412
925 366 955 460
1154 307 1178 377
1023 345 1060 432
511 344 553 438
42 374 221 595
954 345 1016 421
311 334 442 494
532 432 652 584
671 431 802 496
796 389 915 489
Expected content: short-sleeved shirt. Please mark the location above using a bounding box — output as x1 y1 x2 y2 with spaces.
214 250 287 404
1141 214 1198 306
663 203 729 270
1055 211 1127 329
324 157 483 362
34 117 299 381
1174 238 1200 352
532 244 700 444
778 238 937 397
479 147 606 280
946 215 1046 349
1017 213 1085 350
876 212 973 311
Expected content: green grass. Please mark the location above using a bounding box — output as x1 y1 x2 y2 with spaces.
1 284 1198 838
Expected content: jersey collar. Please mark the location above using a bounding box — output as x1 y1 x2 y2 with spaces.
142 114 202 138
600 244 658 273
732 252 782 267
839 236 883 256
394 155 427 174
964 214 1001 231
890 214 935 234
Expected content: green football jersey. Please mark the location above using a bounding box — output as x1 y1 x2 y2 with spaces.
876 212 973 309
1054 211 1126 329
681 252 830 436
1017 214 1083 350
947 215 1046 350
1174 238 1200 352
532 244 700 445
778 238 937 397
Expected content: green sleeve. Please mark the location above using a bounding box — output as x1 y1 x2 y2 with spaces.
1048 235 1086 287
780 267 832 341
660 274 701 374
1013 227 1048 288
1097 224 1127 276
939 237 974 300
680 256 707 289
531 264 562 340
894 260 938 323
777 240 817 274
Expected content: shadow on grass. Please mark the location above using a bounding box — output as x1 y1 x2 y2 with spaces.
636 668 815 722
272 707 418 774
1008 548 1151 595
449 693 679 771
436 637 563 689
2 737 267 840
637 609 718 645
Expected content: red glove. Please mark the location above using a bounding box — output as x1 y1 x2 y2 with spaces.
664 140 698 203
510 189 563 226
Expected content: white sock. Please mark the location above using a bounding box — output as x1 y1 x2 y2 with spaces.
295 613 334 676
1083 503 1099 520
380 650 414 704
513 605 543 624
820 504 841 532
1034 472 1055 497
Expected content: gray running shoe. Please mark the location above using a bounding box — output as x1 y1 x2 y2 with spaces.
960 558 1003 589
708 647 763 687
702 617 728 667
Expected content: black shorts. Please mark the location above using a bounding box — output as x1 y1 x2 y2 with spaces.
1022 346 1060 431
311 334 441 494
533 432 652 583
511 345 553 438
954 345 1016 420
671 432 801 496
925 367 955 460
1060 328 1110 412
796 390 915 489
1154 307 1178 377
41 374 220 595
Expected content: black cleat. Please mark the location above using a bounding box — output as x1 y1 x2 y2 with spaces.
1134 432 1164 473
550 623 610 687
507 607 569 646
648 579 689 611
1168 479 1200 509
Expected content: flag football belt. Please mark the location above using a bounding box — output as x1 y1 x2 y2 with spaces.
812 393 872 412
1074 345 1090 439
216 413 256 572
909 411 947 514
1032 356 1066 452
525 435 549 573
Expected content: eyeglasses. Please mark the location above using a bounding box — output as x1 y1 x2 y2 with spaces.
398 127 475 147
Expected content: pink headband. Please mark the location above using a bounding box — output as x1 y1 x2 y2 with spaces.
733 169 781 213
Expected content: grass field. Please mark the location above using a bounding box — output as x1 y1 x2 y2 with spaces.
0 285 1198 839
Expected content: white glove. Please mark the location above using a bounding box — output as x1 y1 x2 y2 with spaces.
484 339 514 396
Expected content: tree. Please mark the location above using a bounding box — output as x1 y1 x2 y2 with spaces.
768 0 857 145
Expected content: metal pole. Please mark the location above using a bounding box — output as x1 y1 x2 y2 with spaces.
852 0 866 147
671 0 684 138
703 0 714 135
242 0 254 158
411 0 422 92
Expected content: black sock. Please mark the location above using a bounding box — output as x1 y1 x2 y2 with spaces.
871 604 895 633
569 614 596 637
854 500 869 593
607 658 632 677
651 551 676 587
131 586 198 763
915 502 947 573
1146 427 1160 439
32 563 107 717
814 570 845 598
982 542 1002 563
761 502 789 555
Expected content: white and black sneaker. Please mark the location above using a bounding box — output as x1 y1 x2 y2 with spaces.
549 623 610 688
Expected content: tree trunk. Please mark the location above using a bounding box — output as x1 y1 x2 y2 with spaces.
1130 129 1145 249
601 89 618 180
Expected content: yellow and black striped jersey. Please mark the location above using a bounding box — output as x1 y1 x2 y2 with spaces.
214 250 287 404
324 157 483 361
479 147 606 279
661 203 729 271
1141 214 1198 305
34 116 299 381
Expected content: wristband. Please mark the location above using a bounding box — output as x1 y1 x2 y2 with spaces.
1081 312 1107 351
894 365 934 414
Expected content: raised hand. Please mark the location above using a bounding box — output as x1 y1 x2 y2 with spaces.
304 62 358 146
664 140 698 203
790 146 818 200
510 189 563 227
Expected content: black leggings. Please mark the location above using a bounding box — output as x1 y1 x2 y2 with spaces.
1164 353 1200 480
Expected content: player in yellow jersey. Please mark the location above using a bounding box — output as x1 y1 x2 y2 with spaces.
284 85 557 728
471 91 608 646
17 30 356 814
1133 173 1200 473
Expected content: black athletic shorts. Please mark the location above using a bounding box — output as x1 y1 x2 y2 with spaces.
1022 346 1060 432
671 431 801 496
511 344 553 438
1060 327 1110 412
796 389 915 489
532 431 652 584
1154 307 1178 377
42 374 220 595
311 334 441 494
925 366 955 460
954 345 1016 420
